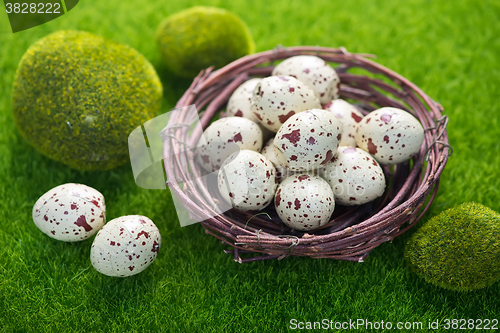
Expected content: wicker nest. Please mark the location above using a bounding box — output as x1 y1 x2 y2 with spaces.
163 46 451 263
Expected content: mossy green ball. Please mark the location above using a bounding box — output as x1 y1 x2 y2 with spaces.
405 202 500 291
156 6 255 78
12 30 163 171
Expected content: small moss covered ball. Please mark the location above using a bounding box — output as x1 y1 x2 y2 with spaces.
12 30 163 171
405 202 500 291
156 6 255 77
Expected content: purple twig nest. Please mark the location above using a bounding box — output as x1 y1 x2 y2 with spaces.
163 46 451 263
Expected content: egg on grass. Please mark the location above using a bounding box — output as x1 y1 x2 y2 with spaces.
32 183 106 242
90 215 161 277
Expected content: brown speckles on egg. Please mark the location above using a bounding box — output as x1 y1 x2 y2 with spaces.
355 107 424 165
320 147 386 206
322 100 363 145
201 155 210 164
226 79 262 122
320 150 334 165
250 76 321 132
228 132 243 143
197 117 263 172
218 150 277 211
32 183 106 242
351 112 363 123
278 111 296 124
136 230 150 239
152 241 160 253
74 215 92 232
275 174 335 231
294 198 301 210
367 138 378 155
274 109 343 171
275 189 282 206
272 55 340 103
281 129 301 144
90 215 161 277
298 174 309 181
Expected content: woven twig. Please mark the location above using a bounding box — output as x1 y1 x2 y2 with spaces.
163 46 451 263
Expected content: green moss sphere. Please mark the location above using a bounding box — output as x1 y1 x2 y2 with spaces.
156 6 255 78
12 30 163 171
405 202 500 291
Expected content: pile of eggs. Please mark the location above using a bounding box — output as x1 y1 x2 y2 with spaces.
198 55 425 231
32 183 161 277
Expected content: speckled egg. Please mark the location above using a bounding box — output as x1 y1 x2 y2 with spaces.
272 55 340 104
226 78 262 122
32 183 105 242
323 99 364 147
275 173 335 231
197 116 263 171
90 215 161 277
226 78 274 141
218 150 277 211
273 109 343 171
250 75 321 132
355 107 425 165
260 138 295 181
320 146 386 205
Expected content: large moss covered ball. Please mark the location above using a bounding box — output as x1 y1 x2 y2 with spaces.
12 30 163 171
156 6 255 78
405 202 500 291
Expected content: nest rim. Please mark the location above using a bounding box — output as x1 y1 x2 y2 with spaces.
163 46 451 263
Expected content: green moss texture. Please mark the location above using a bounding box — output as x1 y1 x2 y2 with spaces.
156 6 255 77
405 202 500 291
12 30 163 171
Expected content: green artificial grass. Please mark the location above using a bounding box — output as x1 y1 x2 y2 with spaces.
1 0 500 332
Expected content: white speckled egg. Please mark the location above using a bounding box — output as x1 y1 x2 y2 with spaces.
272 55 340 104
260 138 295 181
250 75 321 132
90 215 161 277
32 183 105 242
226 78 262 122
218 150 277 211
197 116 263 172
355 107 425 165
323 99 364 147
320 146 386 205
273 109 343 171
226 78 274 141
275 173 335 231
